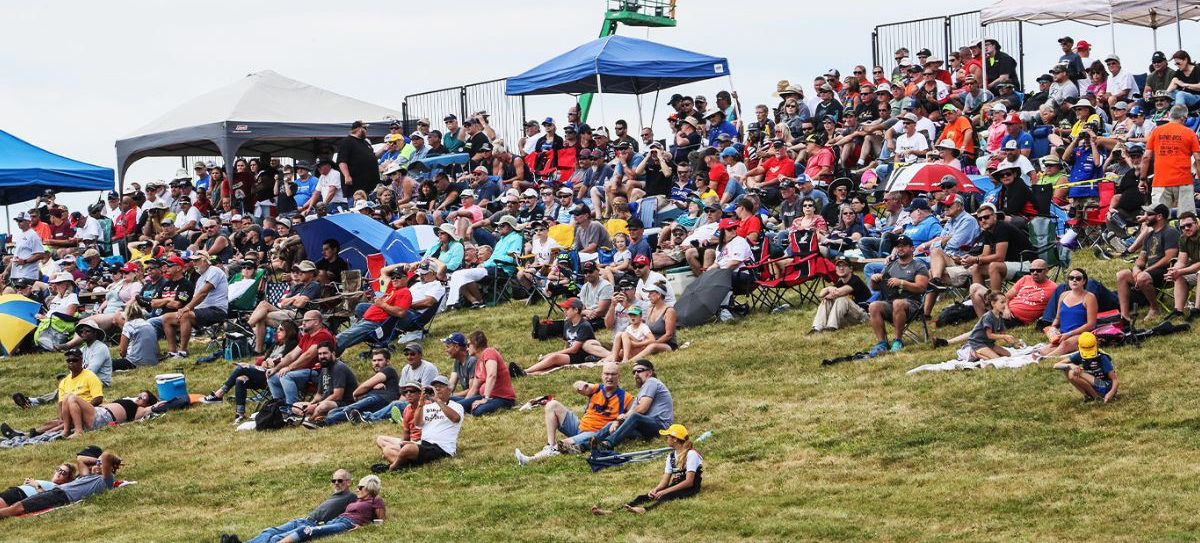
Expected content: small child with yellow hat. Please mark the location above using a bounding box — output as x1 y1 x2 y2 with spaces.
1053 331 1119 403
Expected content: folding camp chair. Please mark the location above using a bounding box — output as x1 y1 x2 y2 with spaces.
746 229 836 312
1068 180 1115 251
1019 215 1072 281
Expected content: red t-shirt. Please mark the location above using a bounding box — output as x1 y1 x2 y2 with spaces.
804 147 835 180
473 347 516 400
294 328 336 370
362 287 412 322
759 156 795 183
736 214 763 240
1009 275 1059 323
708 163 730 198
402 400 428 441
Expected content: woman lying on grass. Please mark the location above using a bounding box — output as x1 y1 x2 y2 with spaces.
0 463 76 507
591 424 702 515
60 391 158 439
275 475 385 542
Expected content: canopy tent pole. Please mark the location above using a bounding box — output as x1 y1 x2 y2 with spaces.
636 93 645 132
651 88 661 138
980 33 988 91
1109 5 1116 53
595 73 608 130
725 74 742 125
1179 0 1185 50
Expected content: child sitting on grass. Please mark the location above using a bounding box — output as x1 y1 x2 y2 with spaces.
591 424 702 515
932 291 1020 360
1053 332 1119 404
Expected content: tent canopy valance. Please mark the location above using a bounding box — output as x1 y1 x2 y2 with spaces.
505 35 730 96
981 0 1200 27
0 129 113 205
115 70 403 186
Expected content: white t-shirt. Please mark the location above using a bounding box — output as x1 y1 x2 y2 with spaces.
624 322 653 342
612 298 651 333
894 132 930 164
194 265 229 310
11 229 44 280
76 218 102 242
715 236 754 269
664 448 703 474
317 170 347 204
175 206 203 232
636 270 676 307
421 400 464 455
408 279 446 307
47 292 79 315
1107 69 1137 99
531 237 562 264
727 161 748 181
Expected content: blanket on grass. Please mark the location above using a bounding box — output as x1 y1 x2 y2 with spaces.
907 344 1044 374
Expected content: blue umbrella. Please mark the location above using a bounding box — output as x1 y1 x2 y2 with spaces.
294 214 422 272
0 294 41 355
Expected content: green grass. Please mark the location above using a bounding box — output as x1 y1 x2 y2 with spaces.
2 252 1199 542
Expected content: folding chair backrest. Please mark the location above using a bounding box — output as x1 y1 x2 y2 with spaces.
366 254 386 292
548 224 575 249
340 269 362 294
1027 216 1070 270
788 229 821 258
1084 181 1115 225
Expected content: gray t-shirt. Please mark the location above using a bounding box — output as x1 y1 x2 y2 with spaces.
121 319 159 367
400 360 439 387
574 221 612 252
453 355 478 392
636 377 674 429
306 490 355 523
60 473 114 502
1141 226 1181 265
880 258 929 301
194 265 229 310
82 339 112 387
968 311 1007 349
579 279 613 311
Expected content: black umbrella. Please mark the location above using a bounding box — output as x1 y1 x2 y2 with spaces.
674 268 732 328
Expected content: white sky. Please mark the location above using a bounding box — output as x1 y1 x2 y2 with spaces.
2 0 1192 235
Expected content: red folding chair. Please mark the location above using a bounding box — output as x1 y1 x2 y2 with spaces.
1068 180 1115 250
747 229 837 312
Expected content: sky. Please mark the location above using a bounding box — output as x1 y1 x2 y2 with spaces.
2 0 1191 234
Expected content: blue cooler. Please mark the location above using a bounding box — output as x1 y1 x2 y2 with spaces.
155 373 188 402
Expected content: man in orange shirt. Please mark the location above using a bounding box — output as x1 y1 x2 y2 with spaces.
515 362 633 465
1142 104 1200 214
939 104 976 162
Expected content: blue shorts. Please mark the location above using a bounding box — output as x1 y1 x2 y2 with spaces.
1091 379 1111 397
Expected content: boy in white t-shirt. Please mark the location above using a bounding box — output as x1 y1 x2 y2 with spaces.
372 375 462 473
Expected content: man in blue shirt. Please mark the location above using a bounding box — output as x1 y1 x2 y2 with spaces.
193 161 212 192
924 193 980 286
1001 114 1034 156
704 109 738 146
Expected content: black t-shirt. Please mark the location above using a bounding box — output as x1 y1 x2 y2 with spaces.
1113 170 1146 213
316 257 349 280
814 100 843 123
671 131 700 164
465 132 493 169
151 277 194 316
838 274 872 304
643 161 673 197
336 135 379 195
986 52 1022 91
517 204 545 224
563 317 595 346
982 220 1033 262
1178 65 1200 95
318 362 359 403
999 179 1036 218
433 182 466 210
854 99 881 123
364 365 401 403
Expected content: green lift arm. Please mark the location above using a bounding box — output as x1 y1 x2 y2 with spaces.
578 0 678 123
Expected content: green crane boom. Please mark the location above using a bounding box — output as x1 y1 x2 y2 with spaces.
579 0 678 123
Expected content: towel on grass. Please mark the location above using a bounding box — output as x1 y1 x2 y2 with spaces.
907 344 1044 374
0 430 63 449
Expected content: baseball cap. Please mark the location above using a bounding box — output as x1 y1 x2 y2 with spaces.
633 359 654 372
626 306 643 316
1077 332 1099 358
1151 51 1168 63
558 297 584 310
294 260 317 272
1057 36 1075 44
403 342 424 354
442 332 467 347
905 197 931 212
13 211 30 222
1076 40 1092 50
580 260 598 273
1105 54 1121 63
1142 203 1170 217
833 255 851 266
541 117 555 125
632 254 650 267
894 234 915 246
1003 140 1019 150
1003 113 1022 125
720 147 739 158
658 424 689 440
166 255 187 267
430 375 450 387
942 193 963 207
718 217 740 230
939 174 959 188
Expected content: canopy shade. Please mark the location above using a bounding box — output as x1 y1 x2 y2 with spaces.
0 129 113 205
293 213 422 273
982 0 1200 27
505 35 729 96
115 70 403 186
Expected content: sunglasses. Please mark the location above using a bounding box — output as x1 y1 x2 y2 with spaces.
633 263 647 269
977 213 995 220
56 467 71 475
1030 268 1046 273
842 211 856 216
802 203 815 208
633 368 650 374
357 485 366 490
331 478 347 483
1068 275 1085 281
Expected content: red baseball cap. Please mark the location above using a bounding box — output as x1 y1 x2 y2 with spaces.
718 218 740 230
1003 113 1022 125
942 193 961 207
166 255 187 267
632 254 650 266
1076 40 1091 50
557 297 583 310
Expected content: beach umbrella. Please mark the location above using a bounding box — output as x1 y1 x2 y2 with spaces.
884 164 980 194
0 294 40 354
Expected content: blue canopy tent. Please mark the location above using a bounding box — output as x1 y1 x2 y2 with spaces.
0 129 113 206
505 35 732 128
294 213 422 272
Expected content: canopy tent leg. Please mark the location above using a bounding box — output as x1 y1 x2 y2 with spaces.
1109 6 1116 53
725 73 742 125
594 73 608 130
651 86 661 137
1179 0 1185 51
636 93 645 132
979 33 988 91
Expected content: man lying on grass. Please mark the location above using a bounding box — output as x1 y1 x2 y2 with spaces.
225 469 355 543
2 349 103 439
0 448 122 519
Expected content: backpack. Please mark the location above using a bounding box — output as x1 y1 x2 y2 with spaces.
254 399 289 431
936 302 976 328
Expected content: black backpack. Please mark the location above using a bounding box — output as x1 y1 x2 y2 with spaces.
254 399 289 431
936 302 976 328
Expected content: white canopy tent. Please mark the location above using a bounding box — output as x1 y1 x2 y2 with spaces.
115 70 402 187
982 0 1200 51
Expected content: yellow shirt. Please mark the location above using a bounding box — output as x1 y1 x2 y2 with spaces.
1070 113 1102 138
57 369 103 404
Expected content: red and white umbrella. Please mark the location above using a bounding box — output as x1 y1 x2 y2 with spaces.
884 163 980 193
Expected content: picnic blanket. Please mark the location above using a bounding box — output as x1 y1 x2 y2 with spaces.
907 344 1044 374
18 481 137 518
0 430 62 449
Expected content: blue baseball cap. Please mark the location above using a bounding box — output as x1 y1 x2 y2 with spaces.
442 332 467 347
541 117 555 126
794 173 812 185
720 147 739 158
905 197 932 212
1128 105 1144 116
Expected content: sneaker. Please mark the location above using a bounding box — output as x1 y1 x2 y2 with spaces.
233 414 246 425
142 412 165 422
890 339 903 352
389 405 404 424
11 393 30 409
1187 307 1200 322
301 419 321 430
470 301 486 309
347 409 365 425
1092 246 1112 261
168 351 189 359
200 393 224 404
1163 310 1184 323
1081 395 1095 404
370 462 391 474
868 341 889 358
515 448 531 466
0 422 22 439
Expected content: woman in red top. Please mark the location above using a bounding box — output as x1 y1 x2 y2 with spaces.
455 330 516 416
733 199 762 245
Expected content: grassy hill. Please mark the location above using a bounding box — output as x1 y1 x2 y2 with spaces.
2 252 1198 542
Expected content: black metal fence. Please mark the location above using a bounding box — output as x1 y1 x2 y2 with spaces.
873 11 1025 86
403 78 527 151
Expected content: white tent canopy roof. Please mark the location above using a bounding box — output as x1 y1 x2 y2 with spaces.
982 0 1200 27
123 70 401 138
